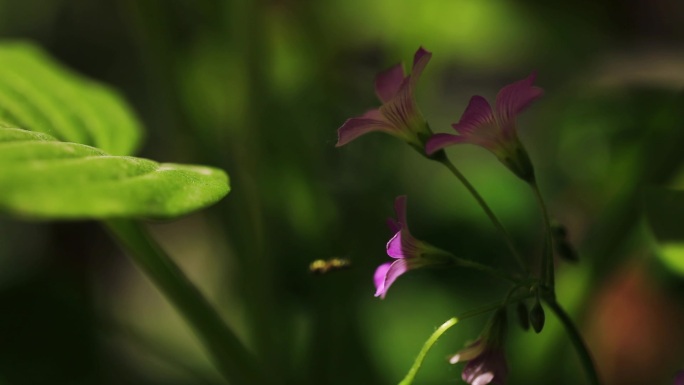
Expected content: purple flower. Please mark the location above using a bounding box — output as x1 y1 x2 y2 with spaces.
426 73 543 182
337 47 433 150
374 195 445 299
449 340 508 385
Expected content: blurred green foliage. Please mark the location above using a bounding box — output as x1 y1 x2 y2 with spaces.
1 0 684 384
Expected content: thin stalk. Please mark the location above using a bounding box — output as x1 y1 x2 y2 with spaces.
453 257 523 285
398 317 458 385
531 182 555 290
437 157 527 274
544 299 601 385
398 292 536 385
104 219 264 385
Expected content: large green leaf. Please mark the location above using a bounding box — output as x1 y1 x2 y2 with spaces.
0 42 229 219
0 125 229 219
0 41 141 156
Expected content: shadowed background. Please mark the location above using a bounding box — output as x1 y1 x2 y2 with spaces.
1 1 684 384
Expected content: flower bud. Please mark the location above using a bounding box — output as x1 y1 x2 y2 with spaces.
552 223 579 262
529 300 545 334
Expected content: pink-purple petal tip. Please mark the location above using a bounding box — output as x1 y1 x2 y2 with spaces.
336 115 392 147
374 259 409 299
453 96 495 134
410 47 432 84
375 64 405 103
425 133 464 155
373 262 392 297
495 72 544 121
386 230 404 259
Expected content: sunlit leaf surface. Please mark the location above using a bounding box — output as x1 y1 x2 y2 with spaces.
0 42 142 156
0 125 229 219
0 42 229 219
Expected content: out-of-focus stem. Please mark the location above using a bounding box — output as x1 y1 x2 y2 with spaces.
531 181 555 291
544 299 601 385
438 157 528 274
104 219 264 385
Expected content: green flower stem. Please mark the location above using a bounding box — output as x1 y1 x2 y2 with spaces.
543 298 601 385
398 292 536 385
437 157 528 274
104 219 263 385
398 317 459 385
452 256 523 285
531 182 555 290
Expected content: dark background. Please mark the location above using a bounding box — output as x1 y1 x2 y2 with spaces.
1 1 684 384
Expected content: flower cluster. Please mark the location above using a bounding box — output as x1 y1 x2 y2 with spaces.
337 47 542 183
337 47 548 385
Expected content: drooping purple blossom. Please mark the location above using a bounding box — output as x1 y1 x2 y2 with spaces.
449 340 508 385
426 73 543 182
373 195 444 299
449 309 509 385
337 48 433 150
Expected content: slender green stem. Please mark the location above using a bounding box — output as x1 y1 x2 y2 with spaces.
437 157 528 274
398 317 459 385
531 182 555 290
104 219 264 385
398 292 537 385
544 299 601 385
427 249 524 284
453 256 523 284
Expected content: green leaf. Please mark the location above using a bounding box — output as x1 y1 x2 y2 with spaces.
643 187 684 275
0 41 229 220
0 125 229 219
0 41 141 156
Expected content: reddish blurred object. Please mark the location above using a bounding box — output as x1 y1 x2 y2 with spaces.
586 260 684 385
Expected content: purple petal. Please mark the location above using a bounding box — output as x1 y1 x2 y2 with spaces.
452 96 496 136
375 64 405 103
374 259 409 299
336 113 394 147
375 48 431 132
373 262 392 296
411 47 432 84
461 349 508 385
428 95 496 156
386 230 404 259
425 133 466 154
494 72 543 125
449 340 485 364
362 108 384 120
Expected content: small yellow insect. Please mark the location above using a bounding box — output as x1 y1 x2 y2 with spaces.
309 258 351 274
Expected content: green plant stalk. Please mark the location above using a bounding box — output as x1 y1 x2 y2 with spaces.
398 291 537 385
452 256 523 284
543 298 601 385
398 317 459 385
105 219 263 385
437 157 528 274
531 182 555 291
